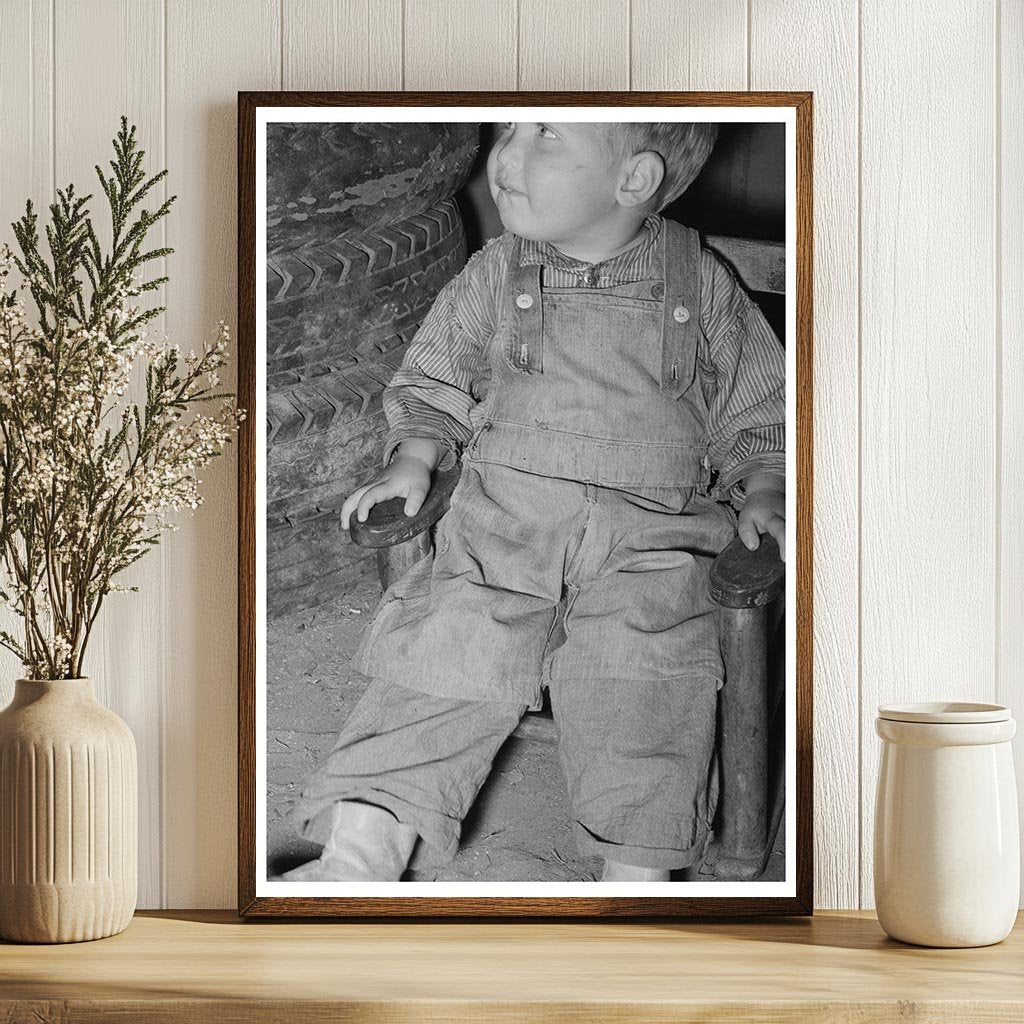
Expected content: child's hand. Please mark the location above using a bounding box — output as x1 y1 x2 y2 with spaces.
736 474 786 562
340 452 436 531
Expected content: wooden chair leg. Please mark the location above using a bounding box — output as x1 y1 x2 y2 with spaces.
702 603 772 880
511 714 557 743
378 533 432 591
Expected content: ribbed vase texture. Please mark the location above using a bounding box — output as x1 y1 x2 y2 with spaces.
0 678 137 943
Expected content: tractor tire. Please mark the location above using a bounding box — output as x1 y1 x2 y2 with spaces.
267 122 479 254
265 200 471 617
265 199 465 388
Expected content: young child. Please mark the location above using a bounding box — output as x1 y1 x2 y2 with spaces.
281 121 786 883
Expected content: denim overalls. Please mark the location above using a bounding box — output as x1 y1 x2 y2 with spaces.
292 220 737 870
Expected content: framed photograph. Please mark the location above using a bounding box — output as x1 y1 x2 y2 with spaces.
238 91 813 917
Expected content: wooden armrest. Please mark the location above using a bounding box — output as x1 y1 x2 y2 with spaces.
348 463 462 549
709 534 785 608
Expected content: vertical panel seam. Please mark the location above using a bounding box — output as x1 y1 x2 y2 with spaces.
746 0 752 90
159 0 169 912
279 0 284 91
50 0 55 197
994 0 1003 707
627 0 632 90
29 0 34 194
856 0 864 910
400 0 405 91
516 0 521 90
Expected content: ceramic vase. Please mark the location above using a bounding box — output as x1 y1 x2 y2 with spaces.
874 702 1019 948
0 677 137 943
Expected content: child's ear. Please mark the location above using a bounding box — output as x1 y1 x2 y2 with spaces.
617 151 664 208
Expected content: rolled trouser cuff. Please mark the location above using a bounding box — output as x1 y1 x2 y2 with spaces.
554 675 721 873
294 793 462 870
289 678 526 869
574 816 714 870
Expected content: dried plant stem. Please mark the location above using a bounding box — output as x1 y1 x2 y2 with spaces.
0 117 245 680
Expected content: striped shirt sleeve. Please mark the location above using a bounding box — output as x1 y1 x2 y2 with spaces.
381 235 507 467
699 248 786 507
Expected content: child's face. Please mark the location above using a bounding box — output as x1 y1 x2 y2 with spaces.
487 122 628 253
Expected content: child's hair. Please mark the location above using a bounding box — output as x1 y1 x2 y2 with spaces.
604 123 719 211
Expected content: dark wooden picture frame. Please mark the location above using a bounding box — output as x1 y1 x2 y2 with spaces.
238 91 813 918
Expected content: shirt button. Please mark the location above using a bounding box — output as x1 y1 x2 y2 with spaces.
672 305 691 323
650 282 665 299
515 292 534 309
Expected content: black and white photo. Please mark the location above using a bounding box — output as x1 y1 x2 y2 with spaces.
238 94 812 917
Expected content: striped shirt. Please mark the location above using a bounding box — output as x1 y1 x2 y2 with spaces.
383 214 785 505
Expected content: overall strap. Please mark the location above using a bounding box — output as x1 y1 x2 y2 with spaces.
660 219 702 398
506 235 544 373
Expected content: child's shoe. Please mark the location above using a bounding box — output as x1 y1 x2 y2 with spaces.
275 801 417 882
599 860 672 882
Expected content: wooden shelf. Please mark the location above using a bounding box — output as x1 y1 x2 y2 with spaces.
2 909 1022 1022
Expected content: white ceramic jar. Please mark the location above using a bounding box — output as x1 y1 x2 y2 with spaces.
874 702 1019 947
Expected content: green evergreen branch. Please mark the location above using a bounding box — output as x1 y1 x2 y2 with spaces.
0 116 242 680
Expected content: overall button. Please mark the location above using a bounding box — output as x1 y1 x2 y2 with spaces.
515 292 534 309
672 305 691 323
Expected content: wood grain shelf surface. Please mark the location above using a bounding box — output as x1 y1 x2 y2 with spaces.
1 909 1022 1022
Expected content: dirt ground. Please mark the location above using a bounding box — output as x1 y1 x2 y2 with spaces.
266 572 786 883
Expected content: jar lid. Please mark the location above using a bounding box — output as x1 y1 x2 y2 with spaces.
877 701 1011 724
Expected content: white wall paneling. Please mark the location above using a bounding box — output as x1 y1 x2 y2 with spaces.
0 1 54 695
404 0 516 90
750 0 860 911
56 0 167 910
0 0 1018 909
283 0 402 92
631 0 747 91
859 0 999 909
518 0 629 91
1001 0 1024 888
0 0 52 259
163 0 279 909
